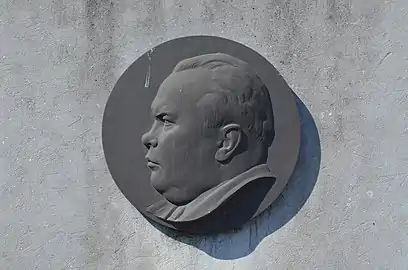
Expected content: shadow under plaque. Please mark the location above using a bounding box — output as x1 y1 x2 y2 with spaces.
102 36 311 236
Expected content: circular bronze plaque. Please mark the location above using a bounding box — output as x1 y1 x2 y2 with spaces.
102 36 300 233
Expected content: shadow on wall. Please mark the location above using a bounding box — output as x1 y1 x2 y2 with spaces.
147 94 321 260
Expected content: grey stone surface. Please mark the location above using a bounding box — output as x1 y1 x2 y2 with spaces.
1 0 407 269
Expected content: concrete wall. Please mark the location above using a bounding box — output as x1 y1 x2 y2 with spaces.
1 0 407 269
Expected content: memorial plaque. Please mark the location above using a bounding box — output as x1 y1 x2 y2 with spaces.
102 36 300 234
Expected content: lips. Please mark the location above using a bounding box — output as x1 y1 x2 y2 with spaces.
146 157 160 169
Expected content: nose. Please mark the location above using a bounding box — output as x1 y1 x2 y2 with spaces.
141 130 158 149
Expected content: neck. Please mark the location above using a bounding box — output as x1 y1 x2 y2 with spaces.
218 151 263 183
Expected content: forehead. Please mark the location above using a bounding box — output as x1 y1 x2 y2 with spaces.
151 69 215 113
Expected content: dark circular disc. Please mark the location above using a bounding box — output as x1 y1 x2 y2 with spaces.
102 36 300 233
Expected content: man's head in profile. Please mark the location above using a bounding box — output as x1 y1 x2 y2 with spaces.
141 53 275 209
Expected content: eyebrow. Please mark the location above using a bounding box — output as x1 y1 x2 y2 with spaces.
155 112 177 120
155 112 167 118
150 104 176 118
150 102 162 116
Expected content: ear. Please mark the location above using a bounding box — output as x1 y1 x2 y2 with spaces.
215 123 242 162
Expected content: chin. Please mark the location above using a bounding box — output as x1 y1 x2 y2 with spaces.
161 189 196 206
150 174 196 206
150 175 166 195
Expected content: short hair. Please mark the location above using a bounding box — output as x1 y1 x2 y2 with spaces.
172 53 275 148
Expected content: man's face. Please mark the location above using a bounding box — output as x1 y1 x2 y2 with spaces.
141 69 221 205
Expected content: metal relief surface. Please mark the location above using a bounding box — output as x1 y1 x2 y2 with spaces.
102 36 300 233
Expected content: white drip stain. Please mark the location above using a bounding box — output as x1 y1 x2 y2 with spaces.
144 51 152 88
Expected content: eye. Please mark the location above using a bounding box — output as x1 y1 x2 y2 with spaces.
156 114 173 127
163 119 172 126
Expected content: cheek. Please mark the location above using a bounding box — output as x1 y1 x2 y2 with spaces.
158 127 191 153
157 125 216 162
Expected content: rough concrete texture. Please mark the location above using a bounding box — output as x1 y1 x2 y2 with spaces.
1 0 407 269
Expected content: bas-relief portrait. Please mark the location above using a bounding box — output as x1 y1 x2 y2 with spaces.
141 53 276 223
